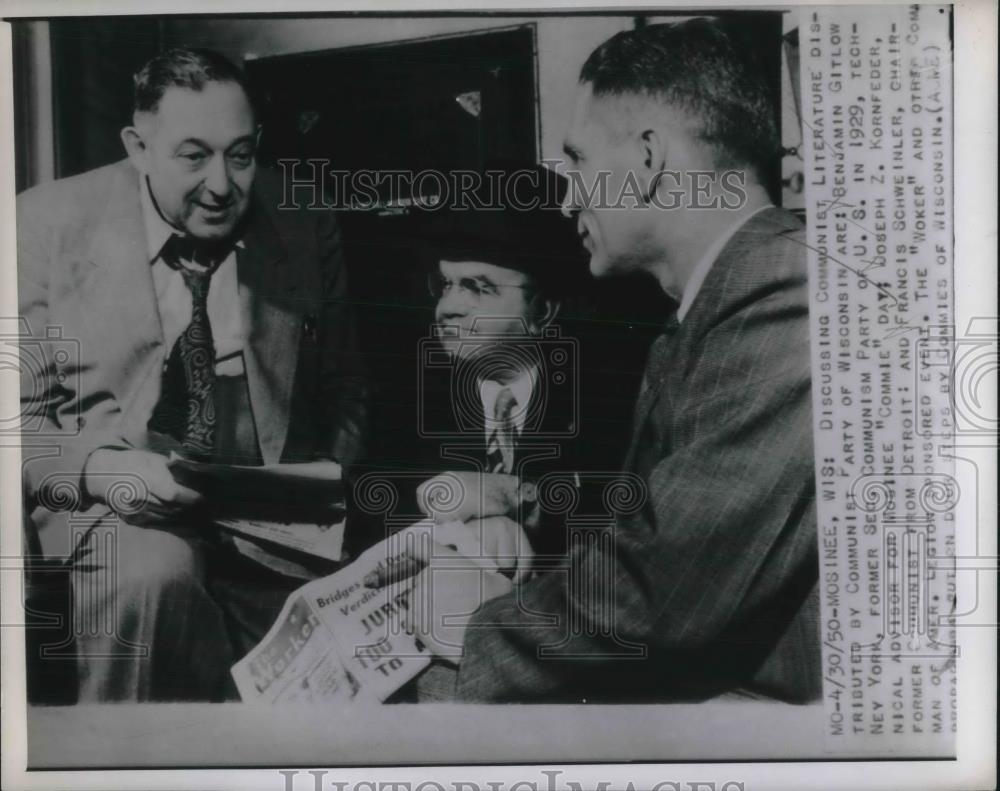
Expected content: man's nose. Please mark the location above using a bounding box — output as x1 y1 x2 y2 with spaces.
435 289 472 321
560 181 580 219
204 155 232 198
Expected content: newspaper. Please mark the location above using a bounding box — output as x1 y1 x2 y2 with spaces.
231 523 441 703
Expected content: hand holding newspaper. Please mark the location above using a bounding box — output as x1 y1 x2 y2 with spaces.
231 519 499 703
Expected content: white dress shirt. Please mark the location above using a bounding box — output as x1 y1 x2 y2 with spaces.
676 205 774 323
139 176 245 376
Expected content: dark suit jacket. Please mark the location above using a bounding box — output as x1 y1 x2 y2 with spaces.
454 208 821 703
18 159 368 559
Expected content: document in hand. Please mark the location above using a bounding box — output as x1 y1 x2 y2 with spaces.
167 455 347 561
167 456 344 515
214 516 346 562
230 526 436 703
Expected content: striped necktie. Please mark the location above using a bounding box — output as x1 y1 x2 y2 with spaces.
485 386 517 474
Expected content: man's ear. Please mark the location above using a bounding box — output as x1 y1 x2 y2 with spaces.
637 128 667 200
529 297 561 334
120 123 148 171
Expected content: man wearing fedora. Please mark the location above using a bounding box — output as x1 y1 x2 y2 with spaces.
357 164 604 565
418 163 587 501
373 163 619 701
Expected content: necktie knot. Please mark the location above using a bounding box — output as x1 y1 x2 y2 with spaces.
493 386 517 424
180 267 212 304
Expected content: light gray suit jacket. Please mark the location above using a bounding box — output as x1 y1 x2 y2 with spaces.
18 159 368 559
454 207 821 703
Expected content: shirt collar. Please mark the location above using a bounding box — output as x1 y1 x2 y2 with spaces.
139 174 245 263
676 204 773 323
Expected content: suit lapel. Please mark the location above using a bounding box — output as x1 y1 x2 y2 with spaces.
79 164 166 431
236 197 298 464
623 208 796 471
530 370 577 437
681 207 802 334
623 324 679 471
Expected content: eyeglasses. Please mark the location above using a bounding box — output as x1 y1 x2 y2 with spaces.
427 273 534 301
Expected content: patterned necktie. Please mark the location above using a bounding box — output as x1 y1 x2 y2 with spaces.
485 386 517 474
147 235 223 459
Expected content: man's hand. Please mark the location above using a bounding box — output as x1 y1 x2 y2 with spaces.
83 449 203 525
417 471 519 524
444 515 534 584
400 541 514 666
368 515 534 588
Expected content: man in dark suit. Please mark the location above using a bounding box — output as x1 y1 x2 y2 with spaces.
353 165 594 566
403 19 821 703
18 48 367 701
417 166 593 550
358 165 610 702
